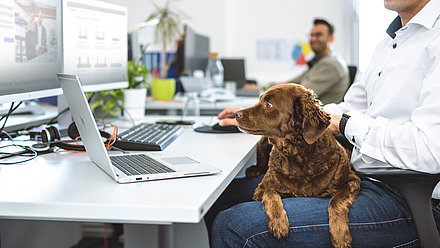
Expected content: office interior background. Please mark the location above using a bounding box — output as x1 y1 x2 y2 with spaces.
104 0 395 83
0 0 401 247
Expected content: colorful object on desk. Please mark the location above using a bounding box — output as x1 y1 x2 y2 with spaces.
151 79 176 101
292 41 312 65
143 51 176 79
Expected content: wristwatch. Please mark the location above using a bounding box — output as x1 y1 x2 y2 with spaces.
339 113 351 136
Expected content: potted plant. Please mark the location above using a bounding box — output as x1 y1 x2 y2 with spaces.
88 89 124 118
122 45 151 119
88 46 150 119
145 0 187 100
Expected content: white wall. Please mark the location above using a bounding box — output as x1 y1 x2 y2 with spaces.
101 0 357 84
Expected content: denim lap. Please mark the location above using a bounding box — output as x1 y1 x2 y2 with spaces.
211 180 423 248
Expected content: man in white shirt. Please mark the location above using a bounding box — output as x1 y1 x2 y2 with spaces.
208 0 440 247
327 0 440 175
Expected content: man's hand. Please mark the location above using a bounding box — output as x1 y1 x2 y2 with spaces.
241 84 261 90
329 114 342 136
217 107 242 126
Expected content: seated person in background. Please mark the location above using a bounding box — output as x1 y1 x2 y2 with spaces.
242 18 349 105
286 18 349 105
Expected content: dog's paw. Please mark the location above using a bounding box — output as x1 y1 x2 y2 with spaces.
268 214 290 239
245 165 264 178
330 228 352 248
331 240 352 248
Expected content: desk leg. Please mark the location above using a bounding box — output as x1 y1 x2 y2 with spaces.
159 225 175 248
123 223 174 248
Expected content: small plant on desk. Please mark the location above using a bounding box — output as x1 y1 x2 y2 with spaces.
88 46 151 118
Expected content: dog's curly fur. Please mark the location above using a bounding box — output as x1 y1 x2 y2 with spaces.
235 83 360 248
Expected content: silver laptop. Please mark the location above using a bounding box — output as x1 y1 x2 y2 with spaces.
57 73 221 183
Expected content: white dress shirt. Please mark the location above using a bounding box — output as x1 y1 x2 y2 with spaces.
324 0 440 196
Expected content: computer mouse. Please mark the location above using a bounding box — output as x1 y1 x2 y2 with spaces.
193 122 241 133
212 123 241 133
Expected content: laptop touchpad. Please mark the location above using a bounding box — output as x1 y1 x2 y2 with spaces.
161 157 199 165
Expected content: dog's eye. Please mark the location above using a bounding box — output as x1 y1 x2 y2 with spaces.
265 101 273 109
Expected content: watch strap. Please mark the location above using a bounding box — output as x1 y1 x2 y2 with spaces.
339 113 351 136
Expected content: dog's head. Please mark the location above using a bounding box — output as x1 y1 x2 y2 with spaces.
235 83 330 144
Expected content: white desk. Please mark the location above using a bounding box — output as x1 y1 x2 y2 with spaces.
146 96 259 115
0 116 260 248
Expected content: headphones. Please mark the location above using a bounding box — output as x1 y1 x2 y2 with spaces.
34 122 112 152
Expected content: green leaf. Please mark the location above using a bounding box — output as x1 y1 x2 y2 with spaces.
145 0 188 78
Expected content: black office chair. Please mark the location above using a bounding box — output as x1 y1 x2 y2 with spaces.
335 135 440 247
348 65 358 87
354 167 440 248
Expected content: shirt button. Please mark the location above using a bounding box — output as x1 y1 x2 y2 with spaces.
393 43 397 49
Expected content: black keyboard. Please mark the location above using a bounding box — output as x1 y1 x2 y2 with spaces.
114 123 183 151
110 154 175 175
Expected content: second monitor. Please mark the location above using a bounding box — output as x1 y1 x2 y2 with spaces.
221 58 247 88
62 0 128 91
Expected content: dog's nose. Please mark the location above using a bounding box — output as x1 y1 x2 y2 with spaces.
235 111 243 119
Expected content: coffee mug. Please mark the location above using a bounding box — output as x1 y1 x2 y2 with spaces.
151 79 176 101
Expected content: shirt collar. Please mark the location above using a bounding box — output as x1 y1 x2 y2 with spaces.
386 16 402 39
307 54 327 68
408 0 440 30
386 0 440 38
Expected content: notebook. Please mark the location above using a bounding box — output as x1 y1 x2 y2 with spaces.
57 73 221 183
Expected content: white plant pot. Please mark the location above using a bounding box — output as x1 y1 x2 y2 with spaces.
123 88 147 120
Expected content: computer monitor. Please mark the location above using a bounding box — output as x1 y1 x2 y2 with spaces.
62 0 128 92
183 25 210 76
0 0 62 104
221 58 247 88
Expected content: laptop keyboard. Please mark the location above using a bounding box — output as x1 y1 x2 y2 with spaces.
110 154 175 175
115 123 183 151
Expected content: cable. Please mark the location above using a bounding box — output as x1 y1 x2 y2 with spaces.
0 144 38 165
0 102 23 135
103 123 118 148
47 107 70 125
0 130 14 141
57 123 119 153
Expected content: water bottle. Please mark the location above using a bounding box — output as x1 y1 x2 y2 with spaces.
205 52 224 88
182 92 200 117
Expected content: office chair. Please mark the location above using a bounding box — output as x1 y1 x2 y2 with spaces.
348 65 358 86
354 167 440 248
336 135 440 247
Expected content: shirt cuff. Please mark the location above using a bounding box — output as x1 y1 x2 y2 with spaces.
343 112 374 148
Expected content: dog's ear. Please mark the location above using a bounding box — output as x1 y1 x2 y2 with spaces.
299 90 330 144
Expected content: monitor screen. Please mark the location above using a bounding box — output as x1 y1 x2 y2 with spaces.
183 25 210 76
0 0 62 104
62 0 128 92
221 58 247 83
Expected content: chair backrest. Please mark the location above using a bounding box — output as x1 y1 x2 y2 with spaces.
348 65 358 86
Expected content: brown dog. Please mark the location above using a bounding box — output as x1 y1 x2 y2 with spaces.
235 83 360 248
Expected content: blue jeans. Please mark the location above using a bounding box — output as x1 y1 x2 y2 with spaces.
205 175 440 247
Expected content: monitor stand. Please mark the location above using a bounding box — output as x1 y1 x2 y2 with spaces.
0 101 46 116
